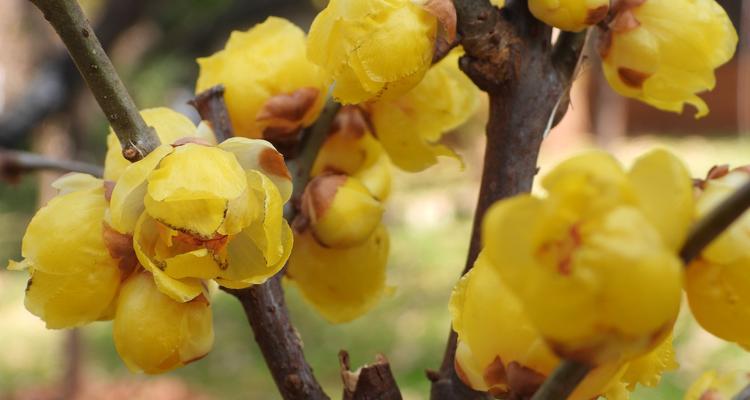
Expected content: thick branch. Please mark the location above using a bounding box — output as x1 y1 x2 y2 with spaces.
0 148 103 181
431 1 587 398
28 0 159 161
340 351 402 400
190 85 234 143
224 97 341 400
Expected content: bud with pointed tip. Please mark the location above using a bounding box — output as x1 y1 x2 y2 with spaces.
301 174 384 248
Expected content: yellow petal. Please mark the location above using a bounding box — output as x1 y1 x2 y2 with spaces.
51 173 102 195
114 272 213 374
619 333 678 390
164 249 223 280
218 219 292 286
627 149 694 251
109 144 173 234
286 225 390 323
529 0 609 32
24 261 120 329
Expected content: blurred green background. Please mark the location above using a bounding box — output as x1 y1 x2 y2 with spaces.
1 0 749 399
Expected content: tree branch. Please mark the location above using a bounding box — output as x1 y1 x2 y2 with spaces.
223 97 341 400
189 85 234 143
431 1 587 398
529 361 592 400
734 383 750 400
28 0 159 161
0 148 103 181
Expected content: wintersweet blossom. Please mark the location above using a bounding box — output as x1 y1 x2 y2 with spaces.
307 0 437 104
197 17 327 139
687 168 750 349
600 0 737 117
482 150 692 364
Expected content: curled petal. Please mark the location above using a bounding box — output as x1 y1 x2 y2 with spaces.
218 137 293 203
51 173 102 195
217 219 293 287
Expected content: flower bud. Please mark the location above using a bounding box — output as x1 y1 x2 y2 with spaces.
307 0 437 104
600 0 737 118
529 0 609 32
301 174 384 248
113 272 214 374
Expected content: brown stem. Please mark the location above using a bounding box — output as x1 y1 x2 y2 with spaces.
735 383 750 400
223 97 341 400
28 0 159 161
431 1 587 398
529 360 592 400
0 148 103 182
189 85 234 143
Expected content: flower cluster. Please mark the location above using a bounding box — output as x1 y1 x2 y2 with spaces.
449 149 750 397
9 108 293 373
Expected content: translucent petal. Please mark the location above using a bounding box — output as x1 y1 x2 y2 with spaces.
218 219 292 286
51 173 102 195
114 272 213 374
218 137 292 203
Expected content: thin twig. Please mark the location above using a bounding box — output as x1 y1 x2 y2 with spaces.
0 148 103 180
28 0 159 161
189 85 234 143
223 97 340 400
734 383 750 400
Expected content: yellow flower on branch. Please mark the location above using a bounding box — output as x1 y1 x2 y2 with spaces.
8 175 121 329
108 110 293 300
600 0 737 118
197 17 327 139
113 271 214 374
450 253 678 399
687 168 750 349
529 0 609 32
307 0 437 104
368 49 480 172
482 150 692 364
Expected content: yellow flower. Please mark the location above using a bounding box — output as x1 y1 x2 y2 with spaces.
450 253 677 398
684 370 748 400
368 49 480 172
286 225 390 323
113 271 213 374
104 108 215 181
8 174 121 329
686 169 750 349
197 17 327 139
600 0 737 118
491 0 505 7
529 0 609 32
301 174 384 248
307 0 437 104
108 115 293 300
482 150 691 364
312 105 392 200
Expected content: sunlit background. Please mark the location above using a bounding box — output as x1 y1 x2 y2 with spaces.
0 0 748 399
